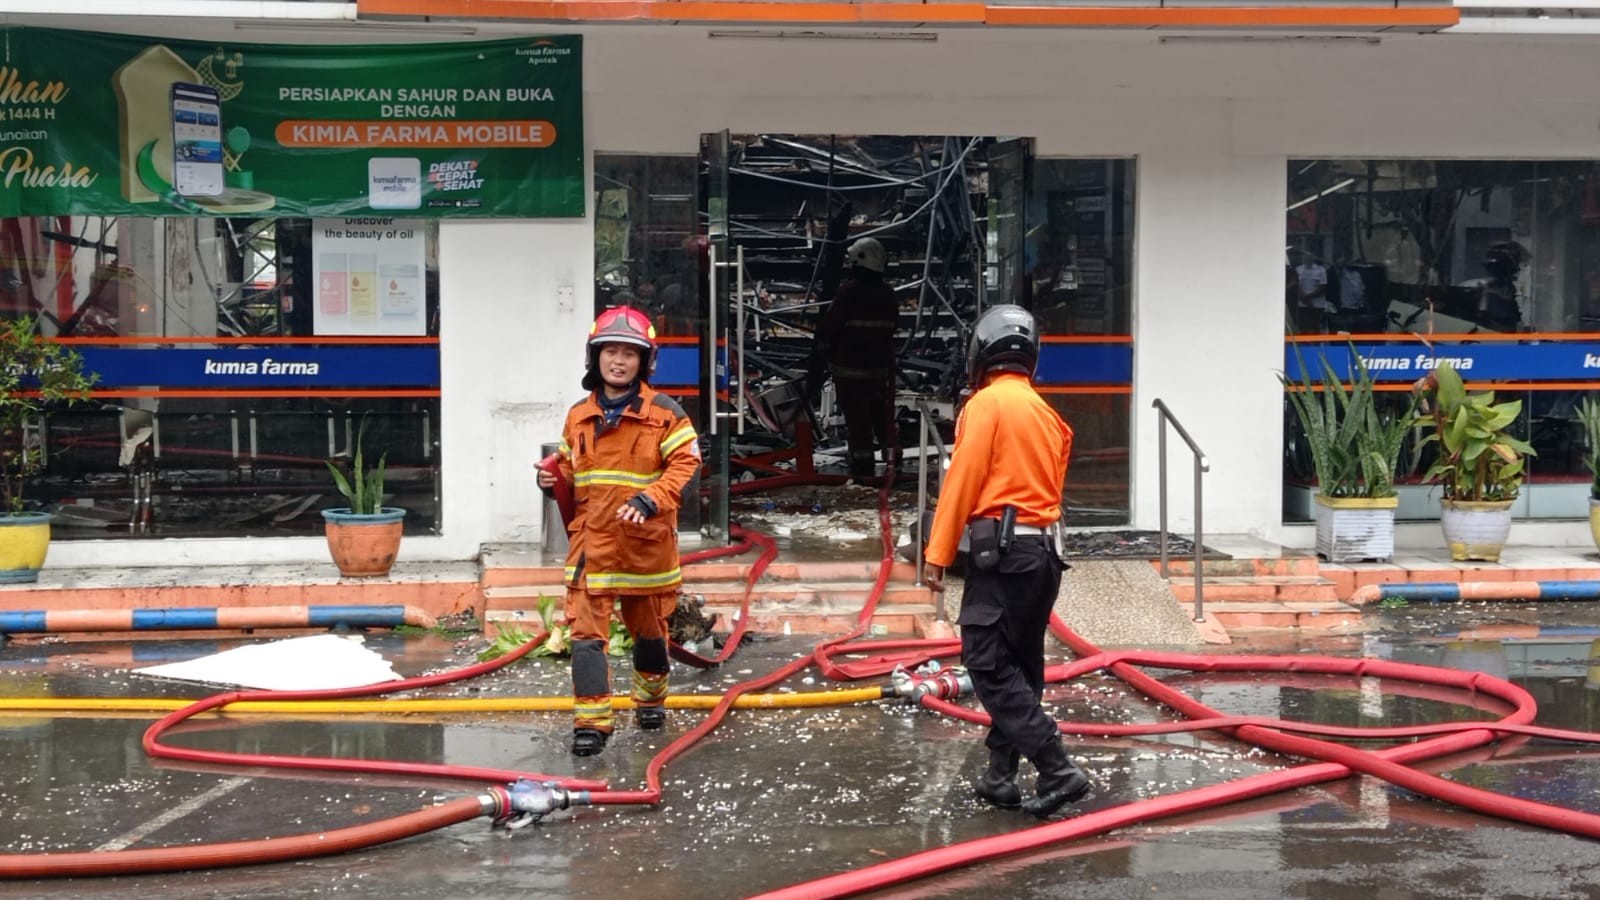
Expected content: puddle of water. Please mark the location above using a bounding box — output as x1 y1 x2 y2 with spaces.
5 613 1600 897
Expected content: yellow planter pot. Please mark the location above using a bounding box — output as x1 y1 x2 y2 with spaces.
0 512 52 583
1589 497 1600 554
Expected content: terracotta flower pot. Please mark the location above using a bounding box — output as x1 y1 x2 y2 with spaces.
322 508 405 577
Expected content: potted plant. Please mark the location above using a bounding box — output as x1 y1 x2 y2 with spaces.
1413 361 1535 562
1282 344 1415 562
322 419 405 577
1577 395 1600 552
0 317 96 582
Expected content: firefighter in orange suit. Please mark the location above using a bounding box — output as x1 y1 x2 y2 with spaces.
921 304 1093 817
537 306 701 757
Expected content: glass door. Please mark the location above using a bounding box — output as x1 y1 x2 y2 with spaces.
700 130 734 542
986 137 1033 308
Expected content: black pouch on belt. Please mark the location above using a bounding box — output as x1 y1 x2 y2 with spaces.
997 505 1017 554
967 517 1002 571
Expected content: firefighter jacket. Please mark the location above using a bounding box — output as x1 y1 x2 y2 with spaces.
924 372 1072 569
817 273 899 381
556 384 701 594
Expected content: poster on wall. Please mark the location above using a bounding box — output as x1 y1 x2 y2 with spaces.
0 28 583 218
312 217 427 336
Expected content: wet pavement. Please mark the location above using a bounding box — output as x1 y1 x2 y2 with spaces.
5 601 1600 899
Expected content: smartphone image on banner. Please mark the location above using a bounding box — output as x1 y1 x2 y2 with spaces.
170 81 224 197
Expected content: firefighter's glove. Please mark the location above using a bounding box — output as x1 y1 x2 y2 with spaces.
626 493 659 519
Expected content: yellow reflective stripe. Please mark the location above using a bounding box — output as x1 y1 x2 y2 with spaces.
558 439 571 457
660 424 697 456
574 469 660 489
586 568 682 590
564 566 578 582
632 670 669 702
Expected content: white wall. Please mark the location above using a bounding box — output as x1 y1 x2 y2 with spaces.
438 218 590 553
33 19 1600 565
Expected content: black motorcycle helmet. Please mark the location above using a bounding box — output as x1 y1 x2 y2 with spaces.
967 304 1039 383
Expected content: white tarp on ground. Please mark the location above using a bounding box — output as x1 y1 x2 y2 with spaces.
133 634 403 691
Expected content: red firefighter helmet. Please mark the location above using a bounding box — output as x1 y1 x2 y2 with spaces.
583 306 658 390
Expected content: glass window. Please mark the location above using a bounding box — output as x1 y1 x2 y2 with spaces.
1283 160 1600 521
5 215 441 539
593 155 703 530
1031 159 1135 526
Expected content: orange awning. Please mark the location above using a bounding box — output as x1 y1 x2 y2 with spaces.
355 1 1459 31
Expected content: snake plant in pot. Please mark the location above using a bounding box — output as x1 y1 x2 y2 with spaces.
322 420 405 577
1413 361 1534 562
0 317 96 582
1282 344 1415 562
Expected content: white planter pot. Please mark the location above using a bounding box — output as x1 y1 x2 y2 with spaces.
1439 498 1514 562
1314 495 1397 563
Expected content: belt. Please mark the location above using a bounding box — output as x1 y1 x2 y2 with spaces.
1013 524 1046 536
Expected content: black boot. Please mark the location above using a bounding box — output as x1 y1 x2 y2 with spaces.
974 747 1021 809
636 705 667 730
571 727 609 757
1023 740 1092 818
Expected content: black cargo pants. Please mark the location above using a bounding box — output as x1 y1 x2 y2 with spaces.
956 535 1065 760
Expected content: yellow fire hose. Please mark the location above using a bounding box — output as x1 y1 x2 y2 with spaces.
0 686 889 718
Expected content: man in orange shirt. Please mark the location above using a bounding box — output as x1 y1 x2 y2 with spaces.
922 304 1093 818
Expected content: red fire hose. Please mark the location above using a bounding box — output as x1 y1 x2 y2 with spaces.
13 450 1600 890
0 797 491 879
535 453 576 528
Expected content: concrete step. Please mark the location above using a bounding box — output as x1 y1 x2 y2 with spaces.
683 580 934 607
1174 600 1363 632
1167 575 1341 604
1157 554 1321 579
703 601 940 637
480 558 919 589
486 600 940 638
483 581 935 611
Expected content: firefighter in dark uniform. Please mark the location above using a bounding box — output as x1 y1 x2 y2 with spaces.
921 304 1093 818
813 237 899 482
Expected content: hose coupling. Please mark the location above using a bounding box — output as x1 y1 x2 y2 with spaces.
488 779 577 831
912 666 972 703
890 662 973 703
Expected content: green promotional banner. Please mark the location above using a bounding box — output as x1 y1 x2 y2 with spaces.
0 28 583 218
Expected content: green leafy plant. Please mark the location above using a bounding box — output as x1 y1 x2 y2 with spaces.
1413 362 1536 503
1281 344 1416 499
474 595 632 662
326 417 388 515
1377 595 1410 609
478 623 540 662
1578 396 1600 500
0 317 96 514
607 616 634 658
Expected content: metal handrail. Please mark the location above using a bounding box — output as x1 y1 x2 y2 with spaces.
1152 399 1210 622
912 401 950 628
